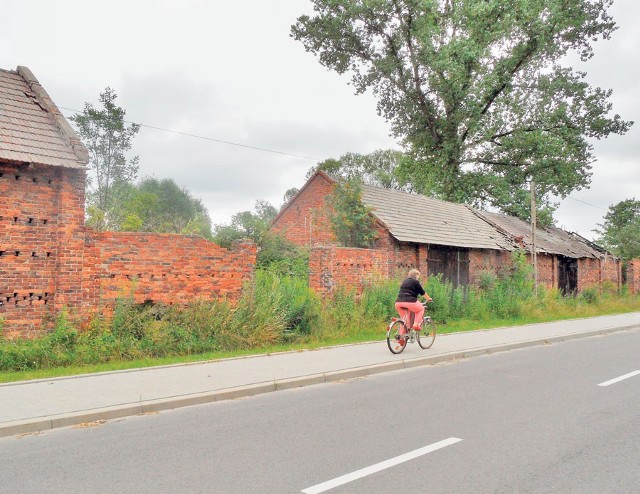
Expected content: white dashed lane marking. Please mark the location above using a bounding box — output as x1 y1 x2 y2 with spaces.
301 437 463 494
598 370 640 387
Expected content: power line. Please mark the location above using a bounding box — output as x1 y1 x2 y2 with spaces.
565 195 607 210
59 106 320 162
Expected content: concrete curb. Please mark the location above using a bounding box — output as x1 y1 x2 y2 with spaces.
1 324 637 438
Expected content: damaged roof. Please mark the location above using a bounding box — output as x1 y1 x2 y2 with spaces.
0 66 88 169
475 210 609 259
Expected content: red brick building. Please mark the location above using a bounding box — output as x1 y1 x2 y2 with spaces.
272 171 621 296
0 66 256 338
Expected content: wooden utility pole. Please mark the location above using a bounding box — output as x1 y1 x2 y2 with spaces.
531 179 538 292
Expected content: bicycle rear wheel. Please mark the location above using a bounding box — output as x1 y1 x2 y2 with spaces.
387 320 408 354
417 318 436 349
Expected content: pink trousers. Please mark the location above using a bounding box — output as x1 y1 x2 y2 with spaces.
395 301 425 329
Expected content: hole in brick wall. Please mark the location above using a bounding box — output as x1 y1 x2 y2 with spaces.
46 252 51 257
15 175 20 180
28 218 34 224
15 251 20 256
32 177 37 183
0 251 4 257
0 172 3 177
13 217 18 223
31 252 37 257
43 219 48 224
48 179 52 185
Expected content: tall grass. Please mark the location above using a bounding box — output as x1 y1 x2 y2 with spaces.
1 253 639 374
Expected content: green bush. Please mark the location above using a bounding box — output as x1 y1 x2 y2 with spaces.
579 286 599 304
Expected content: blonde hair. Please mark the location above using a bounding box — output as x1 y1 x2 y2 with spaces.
408 269 421 279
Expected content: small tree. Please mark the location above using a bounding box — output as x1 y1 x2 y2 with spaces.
213 200 278 248
595 199 640 262
328 179 378 248
71 87 140 229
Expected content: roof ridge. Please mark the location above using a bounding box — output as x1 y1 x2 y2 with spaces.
16 66 89 166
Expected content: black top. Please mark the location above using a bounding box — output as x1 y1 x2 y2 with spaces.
396 277 426 303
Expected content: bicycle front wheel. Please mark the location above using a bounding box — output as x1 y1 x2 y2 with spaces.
417 318 436 349
387 320 408 354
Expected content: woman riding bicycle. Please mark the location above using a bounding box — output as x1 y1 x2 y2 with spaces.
395 269 432 330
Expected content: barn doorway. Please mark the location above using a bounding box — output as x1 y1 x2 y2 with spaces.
558 256 578 295
427 245 470 288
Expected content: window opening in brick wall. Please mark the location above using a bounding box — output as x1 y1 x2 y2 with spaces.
28 218 34 224
15 251 20 256
0 251 4 257
31 252 37 257
13 217 18 223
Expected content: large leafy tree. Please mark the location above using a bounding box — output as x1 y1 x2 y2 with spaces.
595 199 640 262
292 0 632 221
71 88 140 224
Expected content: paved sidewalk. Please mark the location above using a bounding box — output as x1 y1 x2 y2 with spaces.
1 312 639 437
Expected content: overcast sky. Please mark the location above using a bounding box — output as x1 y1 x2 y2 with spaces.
2 0 638 240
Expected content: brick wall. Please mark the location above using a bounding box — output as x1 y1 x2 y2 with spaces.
309 246 391 296
82 232 256 312
627 260 640 294
577 255 621 292
468 249 513 285
1 161 257 338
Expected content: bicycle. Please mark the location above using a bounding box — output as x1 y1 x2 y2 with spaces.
386 301 436 354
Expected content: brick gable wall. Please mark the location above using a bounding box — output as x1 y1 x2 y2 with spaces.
1 162 86 337
271 172 336 246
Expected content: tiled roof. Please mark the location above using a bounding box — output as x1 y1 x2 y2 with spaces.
476 210 607 259
360 185 516 251
0 66 88 169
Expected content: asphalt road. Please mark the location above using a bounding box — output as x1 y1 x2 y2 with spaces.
1 329 638 493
